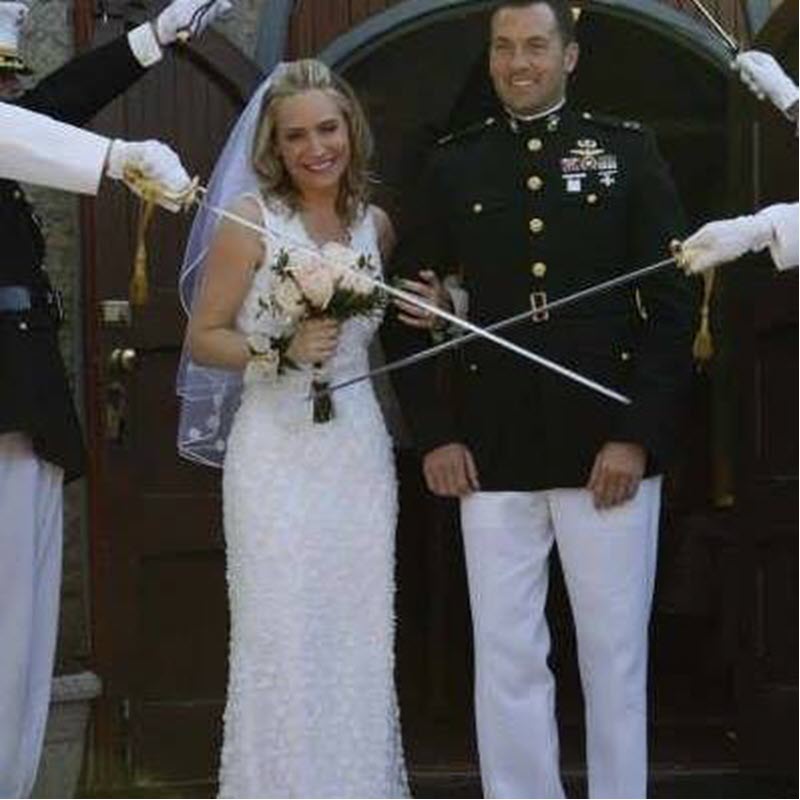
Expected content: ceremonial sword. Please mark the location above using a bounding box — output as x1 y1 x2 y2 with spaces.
191 192 633 406
685 0 739 54
323 254 680 396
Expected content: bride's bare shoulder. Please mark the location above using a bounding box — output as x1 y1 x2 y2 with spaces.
227 193 264 225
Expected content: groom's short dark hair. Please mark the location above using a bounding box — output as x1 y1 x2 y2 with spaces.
491 0 577 45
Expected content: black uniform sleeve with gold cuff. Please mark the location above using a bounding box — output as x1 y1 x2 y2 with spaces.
18 34 147 126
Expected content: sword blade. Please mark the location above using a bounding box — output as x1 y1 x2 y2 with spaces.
370 276 631 405
197 193 636 405
326 255 678 395
685 0 739 53
197 196 275 239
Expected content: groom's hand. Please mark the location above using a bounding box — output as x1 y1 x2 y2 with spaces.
394 270 450 330
423 443 480 497
586 441 646 510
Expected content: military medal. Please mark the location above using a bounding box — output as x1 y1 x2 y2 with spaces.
560 156 585 192
562 140 619 194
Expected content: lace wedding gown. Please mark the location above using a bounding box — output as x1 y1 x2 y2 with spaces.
218 195 408 798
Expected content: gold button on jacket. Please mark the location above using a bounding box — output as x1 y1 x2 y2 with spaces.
529 218 544 234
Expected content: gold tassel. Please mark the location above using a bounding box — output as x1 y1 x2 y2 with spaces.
130 197 157 307
671 238 716 365
693 267 716 364
121 166 199 306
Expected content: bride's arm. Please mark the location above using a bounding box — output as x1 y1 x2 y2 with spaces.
187 197 264 371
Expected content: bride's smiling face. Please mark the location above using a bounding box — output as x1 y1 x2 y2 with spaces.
274 89 351 196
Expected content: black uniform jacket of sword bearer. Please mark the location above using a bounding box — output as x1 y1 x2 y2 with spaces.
0 36 147 480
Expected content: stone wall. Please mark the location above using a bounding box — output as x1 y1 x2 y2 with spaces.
19 0 263 672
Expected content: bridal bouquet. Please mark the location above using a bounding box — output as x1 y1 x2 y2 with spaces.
258 242 386 422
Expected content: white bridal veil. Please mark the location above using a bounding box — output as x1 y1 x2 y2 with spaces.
175 66 285 467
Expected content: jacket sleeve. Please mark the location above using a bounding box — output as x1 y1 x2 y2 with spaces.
761 202 799 270
0 102 110 193
612 128 700 464
18 33 148 127
381 155 463 454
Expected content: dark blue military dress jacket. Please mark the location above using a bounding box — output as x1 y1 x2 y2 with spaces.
387 105 699 491
0 36 147 480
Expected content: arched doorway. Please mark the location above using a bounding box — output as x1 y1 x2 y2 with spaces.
318 0 730 228
78 0 796 795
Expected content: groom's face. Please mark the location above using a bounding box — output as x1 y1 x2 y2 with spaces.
275 90 351 196
489 3 578 116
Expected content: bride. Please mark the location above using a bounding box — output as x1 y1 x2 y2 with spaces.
176 60 408 798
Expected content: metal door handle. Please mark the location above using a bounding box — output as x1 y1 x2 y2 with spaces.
108 348 138 374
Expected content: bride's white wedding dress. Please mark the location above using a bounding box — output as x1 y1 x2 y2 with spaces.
218 194 407 798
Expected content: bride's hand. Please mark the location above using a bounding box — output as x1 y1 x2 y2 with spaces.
285 318 341 365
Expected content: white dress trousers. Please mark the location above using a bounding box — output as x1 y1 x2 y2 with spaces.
460 476 662 799
0 434 64 798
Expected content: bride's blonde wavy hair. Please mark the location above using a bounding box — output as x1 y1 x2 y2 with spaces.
252 60 373 226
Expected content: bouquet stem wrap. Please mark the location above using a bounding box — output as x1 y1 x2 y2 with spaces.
312 363 334 423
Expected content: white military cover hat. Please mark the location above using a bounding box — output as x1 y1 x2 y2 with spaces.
0 2 31 74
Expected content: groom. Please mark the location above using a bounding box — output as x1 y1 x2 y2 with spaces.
387 0 697 796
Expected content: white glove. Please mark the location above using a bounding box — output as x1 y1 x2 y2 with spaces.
733 51 799 113
156 0 233 45
106 139 192 213
680 213 773 274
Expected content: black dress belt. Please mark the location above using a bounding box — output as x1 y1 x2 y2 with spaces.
0 285 64 323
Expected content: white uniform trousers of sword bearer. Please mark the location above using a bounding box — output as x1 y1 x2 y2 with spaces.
460 476 662 799
0 433 64 799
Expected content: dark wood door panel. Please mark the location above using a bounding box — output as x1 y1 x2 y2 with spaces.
136 553 228 699
84 23 261 791
134 702 223 787
128 351 222 494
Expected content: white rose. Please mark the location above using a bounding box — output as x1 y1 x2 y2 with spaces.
272 275 306 321
338 267 375 296
289 261 335 310
288 248 324 272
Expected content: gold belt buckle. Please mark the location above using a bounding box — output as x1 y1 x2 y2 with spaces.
530 291 549 322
